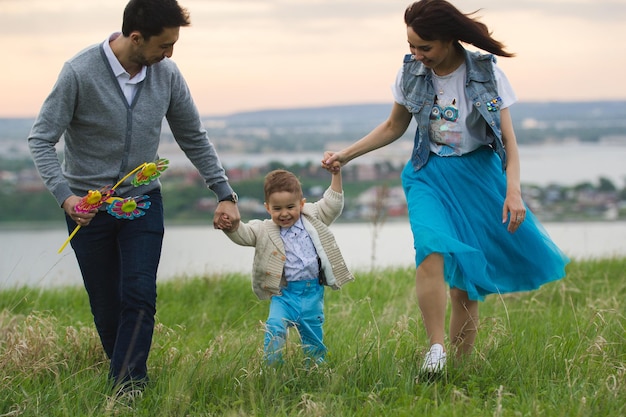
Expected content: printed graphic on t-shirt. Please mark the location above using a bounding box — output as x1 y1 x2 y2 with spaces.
430 96 461 156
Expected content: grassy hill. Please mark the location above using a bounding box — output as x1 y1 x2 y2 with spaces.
1 259 624 416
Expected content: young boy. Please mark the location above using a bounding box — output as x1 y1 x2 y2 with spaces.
223 168 354 365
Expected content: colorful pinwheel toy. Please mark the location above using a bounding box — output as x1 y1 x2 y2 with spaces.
73 186 115 213
107 195 151 220
132 158 169 186
58 158 169 253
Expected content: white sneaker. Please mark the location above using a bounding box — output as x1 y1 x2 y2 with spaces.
421 343 447 373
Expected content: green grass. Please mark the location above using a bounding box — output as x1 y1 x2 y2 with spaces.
1 259 625 416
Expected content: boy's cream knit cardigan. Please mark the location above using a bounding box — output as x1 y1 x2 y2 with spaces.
225 187 355 300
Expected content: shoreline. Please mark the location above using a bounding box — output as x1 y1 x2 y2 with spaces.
2 221 626 290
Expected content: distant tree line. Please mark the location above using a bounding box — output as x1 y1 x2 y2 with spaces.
1 157 625 226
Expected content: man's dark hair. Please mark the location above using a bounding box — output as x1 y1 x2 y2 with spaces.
122 0 191 39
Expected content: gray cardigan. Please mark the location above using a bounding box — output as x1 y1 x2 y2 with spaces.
225 187 355 300
28 42 233 206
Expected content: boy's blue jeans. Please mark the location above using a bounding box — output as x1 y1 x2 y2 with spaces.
65 191 164 386
264 278 326 365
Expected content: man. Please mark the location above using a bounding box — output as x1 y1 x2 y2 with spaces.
28 0 240 389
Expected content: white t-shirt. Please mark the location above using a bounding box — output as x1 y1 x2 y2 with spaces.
392 60 517 156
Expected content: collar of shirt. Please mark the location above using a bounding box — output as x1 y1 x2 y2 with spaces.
280 217 305 238
102 32 146 84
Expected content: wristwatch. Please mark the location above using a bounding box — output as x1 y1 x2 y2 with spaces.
219 192 238 204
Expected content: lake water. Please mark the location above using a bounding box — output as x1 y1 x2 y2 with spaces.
164 142 626 187
1 221 625 289
517 143 626 186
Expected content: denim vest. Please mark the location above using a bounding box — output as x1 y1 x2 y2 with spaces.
401 48 507 172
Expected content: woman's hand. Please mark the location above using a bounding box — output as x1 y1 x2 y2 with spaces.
502 192 526 233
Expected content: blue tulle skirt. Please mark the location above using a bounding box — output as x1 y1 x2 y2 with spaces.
401 147 569 301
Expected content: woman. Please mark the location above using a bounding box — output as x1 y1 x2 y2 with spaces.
322 0 568 374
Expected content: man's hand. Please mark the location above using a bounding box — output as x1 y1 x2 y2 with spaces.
62 195 97 226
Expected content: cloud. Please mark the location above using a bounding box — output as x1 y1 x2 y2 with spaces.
0 0 624 117
462 0 626 22
0 1 119 35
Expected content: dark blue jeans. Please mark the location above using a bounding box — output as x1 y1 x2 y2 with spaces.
66 191 164 386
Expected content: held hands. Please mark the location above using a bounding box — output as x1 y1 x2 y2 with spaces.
63 195 97 227
321 151 344 173
214 201 241 232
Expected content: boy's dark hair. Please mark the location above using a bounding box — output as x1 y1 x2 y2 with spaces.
264 170 303 202
122 0 191 40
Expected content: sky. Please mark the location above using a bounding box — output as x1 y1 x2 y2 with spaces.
1 0 625 118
